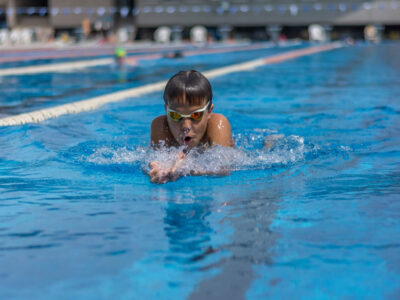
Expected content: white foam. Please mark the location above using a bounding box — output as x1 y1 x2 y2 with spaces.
86 146 147 165
85 135 310 175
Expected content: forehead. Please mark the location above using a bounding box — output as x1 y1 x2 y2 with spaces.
166 90 208 106
167 100 207 112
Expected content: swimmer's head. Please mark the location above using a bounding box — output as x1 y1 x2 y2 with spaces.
163 70 214 149
163 70 212 107
114 47 126 58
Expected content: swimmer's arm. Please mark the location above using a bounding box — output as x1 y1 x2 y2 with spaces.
149 152 186 184
207 113 235 147
264 134 284 150
189 168 230 177
150 116 188 183
149 154 229 183
188 149 231 177
150 115 172 147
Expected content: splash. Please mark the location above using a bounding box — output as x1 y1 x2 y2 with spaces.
86 146 142 164
84 133 345 175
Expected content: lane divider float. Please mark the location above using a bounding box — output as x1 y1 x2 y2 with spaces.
0 42 343 127
0 42 279 76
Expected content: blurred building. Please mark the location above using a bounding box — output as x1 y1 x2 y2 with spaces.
0 0 399 42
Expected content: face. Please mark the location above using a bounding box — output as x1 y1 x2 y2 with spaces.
165 100 213 149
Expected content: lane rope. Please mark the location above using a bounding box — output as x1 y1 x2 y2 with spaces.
0 42 278 76
0 42 343 127
0 58 113 76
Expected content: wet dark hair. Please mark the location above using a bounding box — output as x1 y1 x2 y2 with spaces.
163 70 212 106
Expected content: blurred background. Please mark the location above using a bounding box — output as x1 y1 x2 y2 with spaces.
0 0 399 46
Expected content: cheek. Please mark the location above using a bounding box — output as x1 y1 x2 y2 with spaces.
194 120 208 135
171 124 188 144
167 120 178 134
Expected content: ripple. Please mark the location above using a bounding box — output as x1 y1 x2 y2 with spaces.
5 230 42 238
86 211 116 217
105 249 129 256
0 243 60 251
305 242 400 250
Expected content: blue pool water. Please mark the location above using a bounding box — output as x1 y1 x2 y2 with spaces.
0 42 400 299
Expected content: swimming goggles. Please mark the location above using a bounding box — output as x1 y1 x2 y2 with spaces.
167 101 210 122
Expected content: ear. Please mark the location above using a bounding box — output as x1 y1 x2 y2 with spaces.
208 103 214 119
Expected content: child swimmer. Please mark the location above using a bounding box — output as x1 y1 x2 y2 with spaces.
149 70 234 183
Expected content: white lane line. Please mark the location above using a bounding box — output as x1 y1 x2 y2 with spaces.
0 58 113 76
0 43 343 127
0 81 167 125
0 42 299 77
0 43 273 77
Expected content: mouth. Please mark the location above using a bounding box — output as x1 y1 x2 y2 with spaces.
183 136 193 145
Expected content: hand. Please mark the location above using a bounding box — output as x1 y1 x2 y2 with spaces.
264 134 284 150
149 152 186 184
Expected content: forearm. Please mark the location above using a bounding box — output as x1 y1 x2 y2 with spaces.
149 151 186 184
189 168 230 177
149 148 232 183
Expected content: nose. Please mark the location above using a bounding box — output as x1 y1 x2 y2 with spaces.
181 118 192 134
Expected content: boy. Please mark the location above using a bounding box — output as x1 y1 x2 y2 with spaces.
149 70 234 183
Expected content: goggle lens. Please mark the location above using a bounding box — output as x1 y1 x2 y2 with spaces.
190 111 204 121
168 111 182 121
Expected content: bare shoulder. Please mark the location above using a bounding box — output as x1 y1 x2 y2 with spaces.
151 115 173 146
151 115 167 130
208 113 231 131
206 113 234 147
